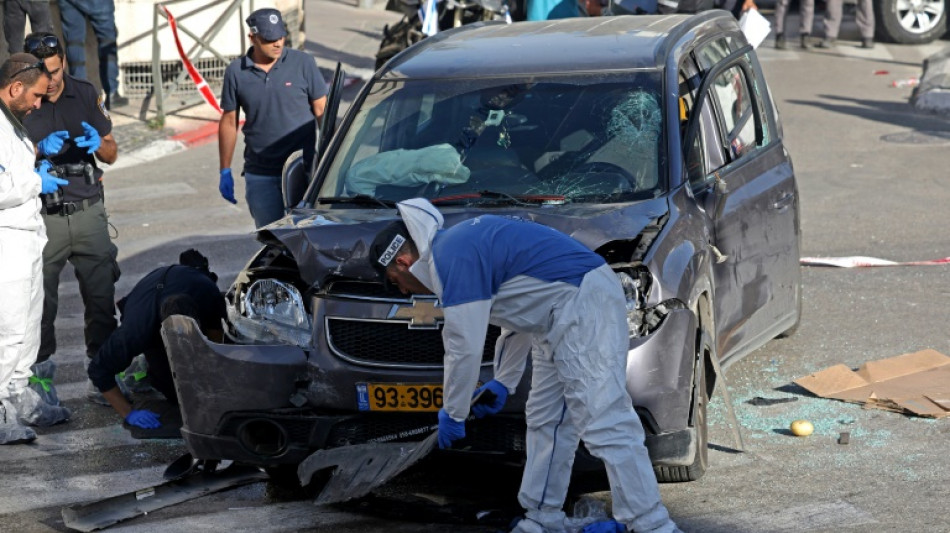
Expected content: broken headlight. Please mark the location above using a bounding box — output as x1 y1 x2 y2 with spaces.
614 267 676 338
616 271 645 335
227 279 312 347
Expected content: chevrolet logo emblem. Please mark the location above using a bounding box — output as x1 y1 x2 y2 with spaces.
388 299 444 329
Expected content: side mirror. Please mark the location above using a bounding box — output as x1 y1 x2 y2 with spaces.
282 150 309 212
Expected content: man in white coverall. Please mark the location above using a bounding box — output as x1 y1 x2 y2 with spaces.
0 53 72 445
369 198 680 533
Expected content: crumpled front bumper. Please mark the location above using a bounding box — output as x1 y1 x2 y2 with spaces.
162 305 699 468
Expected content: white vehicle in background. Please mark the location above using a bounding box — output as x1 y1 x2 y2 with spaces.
875 0 947 44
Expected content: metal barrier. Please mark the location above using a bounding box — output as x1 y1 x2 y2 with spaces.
149 0 253 125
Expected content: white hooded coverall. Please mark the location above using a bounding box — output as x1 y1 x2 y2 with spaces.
0 101 46 404
396 198 678 533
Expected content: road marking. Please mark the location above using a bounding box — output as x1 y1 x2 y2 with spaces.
0 466 165 516
2 425 156 461
105 500 379 532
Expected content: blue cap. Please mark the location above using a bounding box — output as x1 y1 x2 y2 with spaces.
246 8 287 41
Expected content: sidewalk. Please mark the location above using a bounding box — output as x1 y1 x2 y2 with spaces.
104 0 401 169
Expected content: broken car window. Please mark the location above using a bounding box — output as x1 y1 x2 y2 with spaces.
316 73 667 206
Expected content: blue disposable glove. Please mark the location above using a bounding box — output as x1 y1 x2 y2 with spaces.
437 408 465 449
74 121 101 154
37 160 69 194
125 409 161 429
219 168 237 204
582 520 626 533
471 379 508 418
37 130 69 156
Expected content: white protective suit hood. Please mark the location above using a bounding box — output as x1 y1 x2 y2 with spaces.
396 198 445 296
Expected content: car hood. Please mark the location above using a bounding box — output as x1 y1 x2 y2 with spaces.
262 197 669 288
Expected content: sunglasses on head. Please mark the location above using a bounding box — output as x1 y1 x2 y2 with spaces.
24 35 60 54
11 60 50 79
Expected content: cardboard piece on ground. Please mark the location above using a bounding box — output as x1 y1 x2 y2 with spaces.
795 349 950 418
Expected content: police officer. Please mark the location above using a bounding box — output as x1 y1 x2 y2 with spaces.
88 249 226 429
217 8 328 228
22 32 120 407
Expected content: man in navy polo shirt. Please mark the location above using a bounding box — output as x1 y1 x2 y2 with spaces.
217 8 328 228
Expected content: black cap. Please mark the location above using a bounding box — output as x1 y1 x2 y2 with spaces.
246 8 287 41
369 221 411 274
179 249 218 282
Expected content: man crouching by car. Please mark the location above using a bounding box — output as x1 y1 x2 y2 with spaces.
87 249 226 429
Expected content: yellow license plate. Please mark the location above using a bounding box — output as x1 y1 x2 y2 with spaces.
358 383 443 412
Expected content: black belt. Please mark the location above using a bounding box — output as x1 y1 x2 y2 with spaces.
42 195 101 216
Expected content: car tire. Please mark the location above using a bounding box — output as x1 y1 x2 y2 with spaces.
874 0 948 44
653 331 709 483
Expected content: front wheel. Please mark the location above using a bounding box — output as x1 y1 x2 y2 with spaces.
653 333 709 483
875 0 947 44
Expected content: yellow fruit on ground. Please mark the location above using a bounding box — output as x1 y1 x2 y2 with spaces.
790 419 814 436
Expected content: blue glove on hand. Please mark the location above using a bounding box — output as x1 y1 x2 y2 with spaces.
437 408 465 450
219 168 237 204
471 379 509 418
37 130 69 156
582 520 626 533
74 121 101 154
37 160 68 194
125 409 161 429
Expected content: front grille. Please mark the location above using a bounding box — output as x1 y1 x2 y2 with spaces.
328 319 501 366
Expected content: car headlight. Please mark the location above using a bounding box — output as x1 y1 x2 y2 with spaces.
616 271 644 335
227 279 312 347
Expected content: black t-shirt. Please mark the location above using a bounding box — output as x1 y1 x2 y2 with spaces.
23 75 112 202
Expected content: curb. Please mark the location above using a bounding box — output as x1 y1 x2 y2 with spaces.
170 120 221 148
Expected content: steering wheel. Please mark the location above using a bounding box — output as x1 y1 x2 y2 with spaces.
568 161 639 190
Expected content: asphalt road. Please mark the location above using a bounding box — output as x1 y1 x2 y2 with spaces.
3 28 949 533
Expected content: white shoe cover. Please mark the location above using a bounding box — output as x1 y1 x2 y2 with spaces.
8 387 70 427
0 400 37 444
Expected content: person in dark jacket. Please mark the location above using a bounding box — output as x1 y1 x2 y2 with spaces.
87 249 226 429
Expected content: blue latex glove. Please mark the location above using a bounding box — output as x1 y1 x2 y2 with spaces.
37 160 68 194
74 121 101 154
471 379 508 418
125 409 161 429
582 520 626 533
37 130 69 156
437 408 465 449
219 168 237 204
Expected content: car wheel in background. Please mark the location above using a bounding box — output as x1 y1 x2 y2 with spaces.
875 0 947 44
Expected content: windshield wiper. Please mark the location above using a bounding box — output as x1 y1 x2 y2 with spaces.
317 195 396 209
430 191 567 206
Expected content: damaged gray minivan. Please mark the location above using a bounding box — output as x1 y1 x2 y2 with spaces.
162 11 801 485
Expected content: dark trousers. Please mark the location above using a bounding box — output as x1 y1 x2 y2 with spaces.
57 0 120 94
3 0 53 55
38 201 120 363
143 341 178 405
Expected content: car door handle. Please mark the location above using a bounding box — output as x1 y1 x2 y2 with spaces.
772 192 795 210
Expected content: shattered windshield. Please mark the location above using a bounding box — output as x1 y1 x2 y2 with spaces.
315 73 666 206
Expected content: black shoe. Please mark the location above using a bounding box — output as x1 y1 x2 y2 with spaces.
106 93 129 109
775 33 787 50
800 34 813 49
816 38 836 48
860 38 874 49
